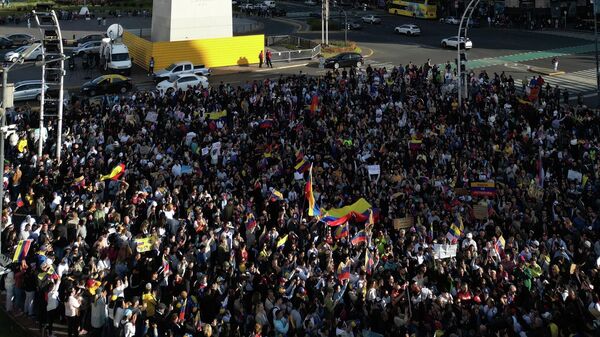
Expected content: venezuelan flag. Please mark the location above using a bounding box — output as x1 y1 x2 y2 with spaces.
245 213 257 232
351 231 367 245
470 181 496 197
100 163 126 181
16 193 24 208
305 164 320 217
13 239 33 263
294 158 311 173
270 189 284 202
321 199 376 226
276 234 288 250
494 235 505 255
71 176 86 189
337 262 350 281
445 215 464 243
365 250 374 275
334 225 349 240
258 119 274 129
309 94 319 113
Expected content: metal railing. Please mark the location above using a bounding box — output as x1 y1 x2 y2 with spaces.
268 44 321 63
266 35 321 62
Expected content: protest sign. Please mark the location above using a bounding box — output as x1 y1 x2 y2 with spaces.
433 244 458 259
145 111 158 123
473 204 488 220
393 216 413 230
135 237 154 253
567 170 582 183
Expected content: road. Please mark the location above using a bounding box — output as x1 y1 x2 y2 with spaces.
2 2 598 103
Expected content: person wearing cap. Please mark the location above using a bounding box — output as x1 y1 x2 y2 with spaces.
142 283 158 317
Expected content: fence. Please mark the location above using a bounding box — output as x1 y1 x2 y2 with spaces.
265 35 321 62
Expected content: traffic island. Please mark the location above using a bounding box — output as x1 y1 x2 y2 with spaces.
527 66 565 76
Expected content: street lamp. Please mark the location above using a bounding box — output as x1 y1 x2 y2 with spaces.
339 8 348 46
594 0 599 107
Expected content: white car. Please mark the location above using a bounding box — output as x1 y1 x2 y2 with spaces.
13 80 48 102
361 15 381 24
4 43 43 62
441 36 473 49
441 16 460 24
73 40 101 56
394 24 420 36
304 0 317 5
254 3 269 10
156 74 209 93
240 3 254 10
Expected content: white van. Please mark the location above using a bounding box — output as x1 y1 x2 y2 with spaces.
264 1 276 8
99 38 132 75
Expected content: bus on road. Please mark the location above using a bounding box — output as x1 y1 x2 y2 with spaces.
387 0 437 19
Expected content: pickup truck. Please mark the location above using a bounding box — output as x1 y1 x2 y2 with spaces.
153 61 211 83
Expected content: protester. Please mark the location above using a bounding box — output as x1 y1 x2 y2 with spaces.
0 59 599 337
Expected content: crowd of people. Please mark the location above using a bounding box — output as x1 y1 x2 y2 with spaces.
0 59 599 337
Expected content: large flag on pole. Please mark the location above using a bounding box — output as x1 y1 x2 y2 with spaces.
305 164 320 217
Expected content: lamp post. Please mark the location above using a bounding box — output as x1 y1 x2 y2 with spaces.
594 0 599 106
339 8 348 46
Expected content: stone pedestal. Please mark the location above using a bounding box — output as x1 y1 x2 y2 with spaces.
151 0 233 42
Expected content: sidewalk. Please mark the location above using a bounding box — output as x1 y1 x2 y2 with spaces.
0 293 68 337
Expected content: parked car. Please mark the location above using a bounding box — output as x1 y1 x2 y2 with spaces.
361 15 381 24
5 33 35 46
441 16 460 25
324 52 363 69
254 3 269 11
156 74 209 93
12 80 48 102
75 33 105 47
81 74 133 96
394 24 421 36
441 36 473 49
240 3 254 10
153 61 211 83
73 40 102 56
264 1 277 8
4 43 43 62
0 36 13 49
347 21 362 30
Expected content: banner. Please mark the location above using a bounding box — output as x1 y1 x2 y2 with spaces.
206 110 227 120
135 237 154 253
433 244 458 259
393 217 414 230
470 181 496 197
567 169 582 182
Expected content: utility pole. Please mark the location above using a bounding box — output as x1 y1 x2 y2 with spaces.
321 1 325 44
0 68 7 255
339 8 347 46
325 0 329 46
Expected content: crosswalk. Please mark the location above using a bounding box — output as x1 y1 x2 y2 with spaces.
521 68 599 96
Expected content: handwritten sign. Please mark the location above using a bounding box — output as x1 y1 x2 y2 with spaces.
145 111 158 123
433 244 458 259
393 216 414 230
135 237 154 253
473 204 488 220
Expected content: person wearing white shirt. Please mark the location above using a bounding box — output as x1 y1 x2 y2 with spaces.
65 288 81 337
46 277 60 337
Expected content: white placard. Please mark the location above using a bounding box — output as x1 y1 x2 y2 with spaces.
201 147 210 156
145 111 158 123
433 244 458 259
367 165 380 175
567 169 582 182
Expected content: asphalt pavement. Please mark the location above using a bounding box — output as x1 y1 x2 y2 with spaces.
2 3 598 103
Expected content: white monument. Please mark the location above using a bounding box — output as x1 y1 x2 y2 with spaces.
151 0 233 42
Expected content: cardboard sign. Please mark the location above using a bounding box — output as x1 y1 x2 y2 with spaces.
201 147 209 156
367 165 381 176
135 237 154 253
393 216 414 230
473 204 488 220
433 244 458 259
454 188 469 196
